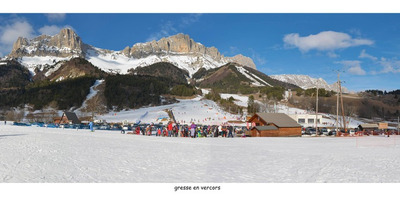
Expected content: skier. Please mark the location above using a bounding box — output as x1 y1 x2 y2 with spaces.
228 125 234 138
190 123 196 138
89 121 94 132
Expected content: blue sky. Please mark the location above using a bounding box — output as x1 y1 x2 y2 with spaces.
1 13 400 92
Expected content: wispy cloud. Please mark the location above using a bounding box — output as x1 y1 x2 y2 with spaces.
357 50 400 74
146 21 177 42
327 51 339 58
45 14 66 22
249 48 266 66
283 31 373 53
359 49 378 61
223 46 239 56
378 57 400 74
337 60 366 75
146 14 202 42
348 28 362 36
0 18 35 56
39 25 74 36
181 14 202 27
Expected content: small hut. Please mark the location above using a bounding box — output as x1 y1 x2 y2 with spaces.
54 112 81 124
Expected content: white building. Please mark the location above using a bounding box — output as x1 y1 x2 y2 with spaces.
289 114 323 127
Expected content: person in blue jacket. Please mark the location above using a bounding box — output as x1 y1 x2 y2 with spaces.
89 121 94 132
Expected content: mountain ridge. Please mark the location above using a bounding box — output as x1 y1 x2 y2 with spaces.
7 29 257 76
270 74 350 93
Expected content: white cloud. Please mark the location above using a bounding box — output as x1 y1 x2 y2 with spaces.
45 14 66 22
283 31 374 52
181 14 202 27
146 14 202 42
378 58 400 74
327 51 339 58
146 21 177 42
39 25 62 36
359 49 378 61
0 20 35 56
249 48 266 65
39 25 74 36
0 21 34 45
337 60 366 75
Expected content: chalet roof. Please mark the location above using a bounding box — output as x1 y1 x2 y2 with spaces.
62 112 81 124
252 125 278 131
251 113 301 128
359 123 379 129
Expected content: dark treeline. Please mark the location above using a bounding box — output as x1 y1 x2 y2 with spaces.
0 60 31 89
104 75 198 110
295 88 336 97
365 89 400 96
0 76 96 110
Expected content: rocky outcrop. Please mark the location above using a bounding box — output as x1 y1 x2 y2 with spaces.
126 33 224 61
227 54 257 69
9 28 84 58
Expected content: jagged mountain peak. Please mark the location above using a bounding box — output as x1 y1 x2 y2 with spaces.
270 74 349 93
123 33 224 62
9 27 84 58
228 54 257 70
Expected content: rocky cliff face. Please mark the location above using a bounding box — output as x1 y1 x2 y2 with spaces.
227 54 257 69
9 28 84 58
123 33 224 61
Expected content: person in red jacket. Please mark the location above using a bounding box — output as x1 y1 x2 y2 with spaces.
135 126 141 135
167 122 173 137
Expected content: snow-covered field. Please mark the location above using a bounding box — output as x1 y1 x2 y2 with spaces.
1 124 400 183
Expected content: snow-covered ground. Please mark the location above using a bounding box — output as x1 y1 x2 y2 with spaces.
220 93 249 107
19 56 77 75
1 124 400 183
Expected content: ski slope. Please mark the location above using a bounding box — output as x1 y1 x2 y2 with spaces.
97 96 244 125
1 124 400 183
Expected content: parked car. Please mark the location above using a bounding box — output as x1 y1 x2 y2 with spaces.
99 124 111 130
79 124 89 129
31 122 45 127
111 124 122 130
122 124 132 131
305 127 316 135
321 127 329 136
60 124 70 129
46 123 57 128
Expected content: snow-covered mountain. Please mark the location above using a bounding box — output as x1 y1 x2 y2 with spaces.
6 28 256 77
270 74 349 93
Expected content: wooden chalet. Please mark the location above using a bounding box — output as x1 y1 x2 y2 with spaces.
248 113 302 137
54 112 81 124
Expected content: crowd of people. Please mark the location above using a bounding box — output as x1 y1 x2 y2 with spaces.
127 121 246 138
